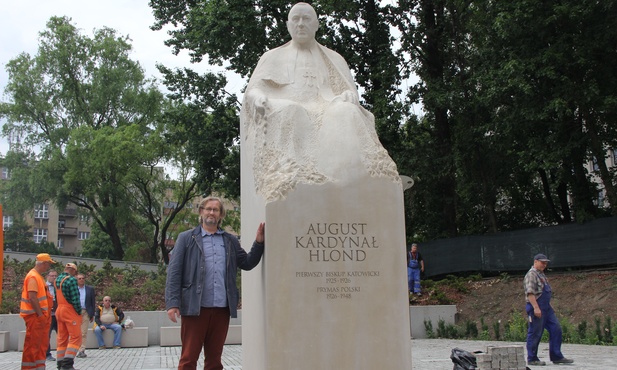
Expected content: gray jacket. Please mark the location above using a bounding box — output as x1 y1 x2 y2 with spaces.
165 226 264 318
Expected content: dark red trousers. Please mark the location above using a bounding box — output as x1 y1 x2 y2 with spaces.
179 307 230 370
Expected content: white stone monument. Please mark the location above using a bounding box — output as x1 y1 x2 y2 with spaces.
240 3 412 369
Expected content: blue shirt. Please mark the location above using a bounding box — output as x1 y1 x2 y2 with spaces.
200 227 227 307
47 281 56 300
46 281 56 316
78 286 86 309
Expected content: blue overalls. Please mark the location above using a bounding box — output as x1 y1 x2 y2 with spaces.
407 253 421 294
526 276 565 362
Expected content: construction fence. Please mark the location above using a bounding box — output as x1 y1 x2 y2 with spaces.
420 216 617 278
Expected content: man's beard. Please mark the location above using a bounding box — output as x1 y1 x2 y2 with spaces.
204 218 218 227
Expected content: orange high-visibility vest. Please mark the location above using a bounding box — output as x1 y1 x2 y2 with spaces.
20 268 52 318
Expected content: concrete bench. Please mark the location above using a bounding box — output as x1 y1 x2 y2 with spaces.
19 327 148 351
0 331 9 352
160 325 241 346
85 327 148 348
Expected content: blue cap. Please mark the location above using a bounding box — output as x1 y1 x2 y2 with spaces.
534 253 550 262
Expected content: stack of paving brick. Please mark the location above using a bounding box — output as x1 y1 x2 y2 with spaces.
474 345 527 370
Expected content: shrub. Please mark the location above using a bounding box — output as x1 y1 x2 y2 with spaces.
578 321 588 340
503 312 527 342
439 275 469 294
437 319 462 338
424 320 435 338
428 311 617 346
0 289 20 314
480 317 489 333
464 320 478 338
602 317 613 344
142 301 160 311
75 262 96 276
104 283 137 303
142 274 166 296
595 317 604 344
434 290 454 305
122 265 147 286
493 321 501 340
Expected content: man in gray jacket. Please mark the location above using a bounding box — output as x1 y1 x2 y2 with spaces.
165 196 265 370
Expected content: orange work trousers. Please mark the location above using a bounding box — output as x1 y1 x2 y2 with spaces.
21 314 50 370
55 303 82 361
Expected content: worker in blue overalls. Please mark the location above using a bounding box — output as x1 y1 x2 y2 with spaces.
407 243 424 296
524 253 574 366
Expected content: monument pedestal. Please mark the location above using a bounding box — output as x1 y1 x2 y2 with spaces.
241 179 412 369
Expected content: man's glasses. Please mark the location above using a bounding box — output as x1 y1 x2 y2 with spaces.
203 207 220 213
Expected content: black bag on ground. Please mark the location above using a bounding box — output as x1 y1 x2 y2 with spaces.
450 347 477 370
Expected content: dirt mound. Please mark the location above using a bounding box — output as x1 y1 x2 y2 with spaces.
416 270 617 329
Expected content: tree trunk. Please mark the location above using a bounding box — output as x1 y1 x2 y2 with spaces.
421 0 458 237
585 116 617 216
107 220 124 260
538 168 563 223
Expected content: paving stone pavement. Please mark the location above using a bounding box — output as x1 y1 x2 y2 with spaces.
1 339 615 369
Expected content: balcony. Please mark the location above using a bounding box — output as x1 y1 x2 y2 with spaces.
59 208 78 218
58 227 78 236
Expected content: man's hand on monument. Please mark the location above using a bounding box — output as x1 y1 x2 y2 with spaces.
255 222 265 244
167 308 180 323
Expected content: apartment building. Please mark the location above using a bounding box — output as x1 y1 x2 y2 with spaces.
1 166 92 255
2 202 92 255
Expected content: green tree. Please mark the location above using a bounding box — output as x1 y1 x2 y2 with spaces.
395 0 617 239
149 0 617 242
2 217 38 252
80 224 114 259
158 67 240 199
0 16 197 261
390 0 470 238
0 151 42 215
469 0 617 220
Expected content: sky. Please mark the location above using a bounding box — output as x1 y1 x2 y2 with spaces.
0 0 245 156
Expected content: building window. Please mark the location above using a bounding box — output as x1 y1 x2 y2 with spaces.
33 228 48 243
57 238 64 249
34 204 49 219
1 167 9 180
3 215 14 230
613 149 617 165
165 201 178 208
78 231 90 240
597 190 606 208
592 157 600 171
58 219 66 229
79 214 89 222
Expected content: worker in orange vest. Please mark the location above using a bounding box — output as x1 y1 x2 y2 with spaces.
55 263 82 370
20 253 56 370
